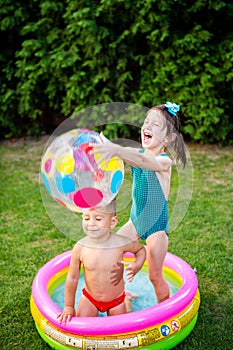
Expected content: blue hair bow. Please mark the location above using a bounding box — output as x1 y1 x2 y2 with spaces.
165 102 180 116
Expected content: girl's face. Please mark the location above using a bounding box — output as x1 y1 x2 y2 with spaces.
82 208 117 241
141 110 167 150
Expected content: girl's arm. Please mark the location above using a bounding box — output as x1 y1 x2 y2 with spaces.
91 141 171 172
57 244 81 323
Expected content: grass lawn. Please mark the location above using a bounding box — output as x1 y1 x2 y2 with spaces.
0 136 232 349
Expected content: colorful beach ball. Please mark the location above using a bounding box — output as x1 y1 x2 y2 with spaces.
41 129 124 211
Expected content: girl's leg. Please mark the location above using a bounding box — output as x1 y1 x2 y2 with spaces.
146 231 170 303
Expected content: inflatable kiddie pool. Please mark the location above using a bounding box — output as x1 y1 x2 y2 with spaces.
30 250 200 350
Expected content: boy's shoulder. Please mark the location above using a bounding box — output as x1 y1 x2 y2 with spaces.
110 232 134 246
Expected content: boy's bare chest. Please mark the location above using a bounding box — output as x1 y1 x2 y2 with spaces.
81 248 121 272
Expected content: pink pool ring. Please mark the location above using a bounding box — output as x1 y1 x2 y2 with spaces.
31 249 200 349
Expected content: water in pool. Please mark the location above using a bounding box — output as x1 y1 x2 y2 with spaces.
51 270 179 316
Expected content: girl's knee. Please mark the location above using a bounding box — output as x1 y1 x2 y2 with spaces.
149 270 163 285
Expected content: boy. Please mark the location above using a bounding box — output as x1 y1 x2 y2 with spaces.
57 199 146 323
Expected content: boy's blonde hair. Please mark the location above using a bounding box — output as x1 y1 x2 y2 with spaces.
81 198 117 216
98 198 117 216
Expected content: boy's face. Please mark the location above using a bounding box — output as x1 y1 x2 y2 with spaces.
141 110 167 149
82 208 118 240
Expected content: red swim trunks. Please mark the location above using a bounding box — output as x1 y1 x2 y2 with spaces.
82 288 126 313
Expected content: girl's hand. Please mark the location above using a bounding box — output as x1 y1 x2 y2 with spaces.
57 306 75 324
99 132 109 143
89 134 120 167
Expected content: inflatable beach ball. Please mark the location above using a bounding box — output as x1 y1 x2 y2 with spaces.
41 129 124 211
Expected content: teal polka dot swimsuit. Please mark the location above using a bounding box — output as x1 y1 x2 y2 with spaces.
130 149 169 240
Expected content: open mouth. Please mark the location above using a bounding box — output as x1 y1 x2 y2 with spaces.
143 129 152 142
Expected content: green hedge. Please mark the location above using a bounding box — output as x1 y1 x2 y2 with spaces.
1 0 233 143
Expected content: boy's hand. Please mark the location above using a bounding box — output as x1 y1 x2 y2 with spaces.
110 261 124 286
124 261 139 283
110 261 139 285
57 306 75 324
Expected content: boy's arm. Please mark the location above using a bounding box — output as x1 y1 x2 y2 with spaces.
57 244 81 324
110 242 146 286
124 242 146 282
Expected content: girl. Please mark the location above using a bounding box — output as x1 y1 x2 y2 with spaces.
91 102 187 303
